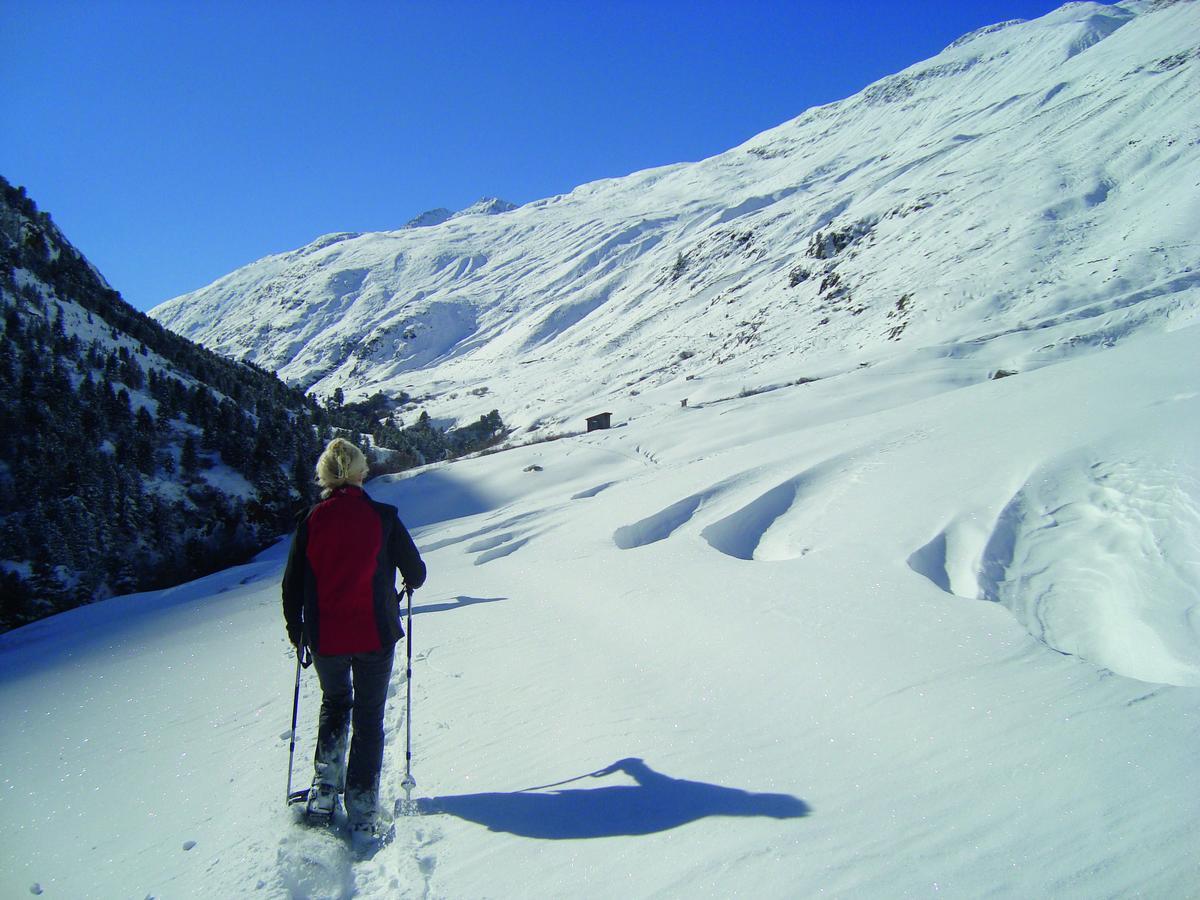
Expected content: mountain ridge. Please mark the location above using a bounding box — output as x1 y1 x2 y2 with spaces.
150 0 1199 435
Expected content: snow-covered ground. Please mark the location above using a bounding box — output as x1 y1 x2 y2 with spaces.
3 315 1199 898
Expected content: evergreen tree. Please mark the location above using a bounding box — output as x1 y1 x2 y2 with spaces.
181 435 200 477
0 570 33 630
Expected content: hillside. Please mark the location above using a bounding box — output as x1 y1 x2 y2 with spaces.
3 309 1198 897
0 179 505 630
0 176 329 627
150 0 1199 437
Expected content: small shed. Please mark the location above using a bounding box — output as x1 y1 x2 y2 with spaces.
586 412 613 433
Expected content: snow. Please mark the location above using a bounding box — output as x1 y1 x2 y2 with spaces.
200 461 258 499
3 319 1200 898
6 1 1200 896
148 1 1200 433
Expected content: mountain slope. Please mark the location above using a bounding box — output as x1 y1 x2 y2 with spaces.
0 176 329 627
3 314 1198 898
0 178 516 630
151 0 1200 436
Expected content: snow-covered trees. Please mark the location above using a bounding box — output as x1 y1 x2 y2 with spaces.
0 176 322 630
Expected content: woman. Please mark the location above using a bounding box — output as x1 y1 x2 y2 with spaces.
282 437 426 834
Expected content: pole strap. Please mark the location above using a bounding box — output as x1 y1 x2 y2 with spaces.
516 767 612 793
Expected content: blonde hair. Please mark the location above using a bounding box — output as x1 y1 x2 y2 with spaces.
316 438 369 498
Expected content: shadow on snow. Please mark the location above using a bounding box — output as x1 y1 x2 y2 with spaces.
413 595 505 616
418 757 810 839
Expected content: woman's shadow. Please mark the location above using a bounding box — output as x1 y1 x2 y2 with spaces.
417 757 809 839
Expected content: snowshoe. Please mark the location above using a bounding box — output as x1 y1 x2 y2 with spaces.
286 788 311 808
305 782 338 823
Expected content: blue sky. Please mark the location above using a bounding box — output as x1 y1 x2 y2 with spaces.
4 0 1101 312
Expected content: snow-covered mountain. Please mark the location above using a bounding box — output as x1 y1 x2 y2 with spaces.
151 0 1199 436
403 198 517 230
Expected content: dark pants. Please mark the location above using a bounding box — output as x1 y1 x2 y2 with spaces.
311 646 395 822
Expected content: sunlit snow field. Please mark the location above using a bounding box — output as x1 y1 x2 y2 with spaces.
5 2 1200 895
3 319 1199 898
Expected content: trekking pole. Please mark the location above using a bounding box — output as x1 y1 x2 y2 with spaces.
399 585 418 815
286 644 311 806
517 766 614 793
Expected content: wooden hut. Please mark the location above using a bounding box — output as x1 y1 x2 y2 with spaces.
586 412 613 432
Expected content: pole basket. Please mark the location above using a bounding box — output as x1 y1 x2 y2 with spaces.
398 772 419 817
